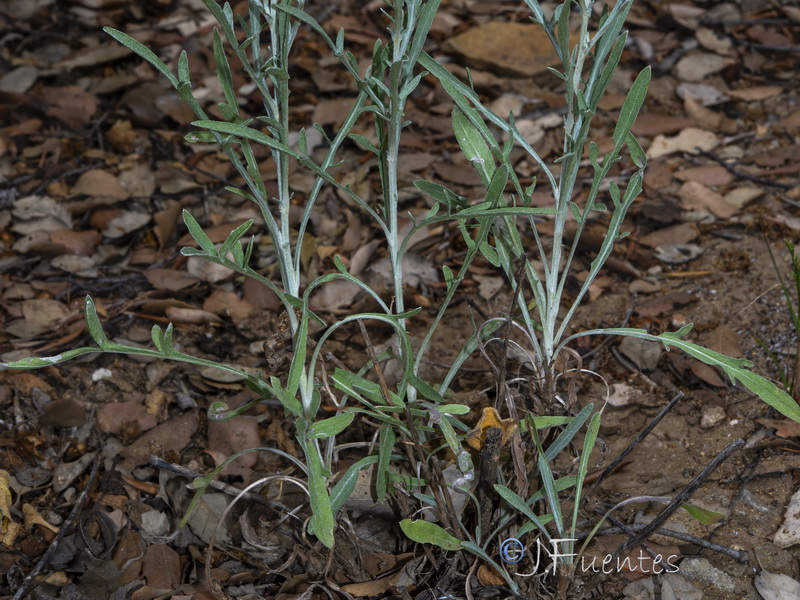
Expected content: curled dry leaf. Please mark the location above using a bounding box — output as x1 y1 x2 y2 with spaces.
675 51 734 83
102 211 151 238
71 169 129 200
97 399 157 435
755 569 800 600
757 419 800 439
164 306 223 325
648 128 720 159
771 489 800 549
678 181 738 219
443 22 568 77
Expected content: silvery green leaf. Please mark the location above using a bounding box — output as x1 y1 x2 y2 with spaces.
305 443 335 548
452 108 494 187
151 325 164 351
330 456 379 513
182 210 217 255
84 296 109 347
286 308 308 400
479 241 501 267
277 5 335 48
590 32 627 108
406 0 440 65
442 264 454 287
192 120 300 158
201 0 235 42
376 426 394 501
219 219 253 260
439 404 470 415
612 66 651 148
400 519 461 551
217 102 239 122
309 412 355 439
413 180 468 211
177 51 190 85
104 28 178 89
626 131 647 169
495 484 552 540
184 130 217 143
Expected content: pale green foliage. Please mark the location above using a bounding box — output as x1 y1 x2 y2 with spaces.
1 1 797 580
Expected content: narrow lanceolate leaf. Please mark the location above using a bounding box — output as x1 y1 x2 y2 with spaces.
213 29 238 111
219 220 254 259
452 107 495 187
103 28 178 89
400 519 462 551
330 456 379 513
573 326 800 423
495 485 553 540
84 296 109 347
192 120 301 158
612 66 650 148
182 210 217 255
309 412 355 439
306 443 335 548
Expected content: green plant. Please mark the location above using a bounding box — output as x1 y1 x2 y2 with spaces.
3 0 800 595
759 239 800 399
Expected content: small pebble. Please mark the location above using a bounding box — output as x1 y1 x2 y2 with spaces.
701 405 726 429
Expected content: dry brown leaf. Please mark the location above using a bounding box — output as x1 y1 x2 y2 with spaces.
477 564 505 586
704 324 743 357
49 229 101 256
443 22 572 77
119 161 156 198
754 569 800 600
674 165 733 187
675 51 733 82
107 119 137 153
728 86 783 102
55 44 131 69
756 419 800 439
649 128 720 159
207 416 261 470
144 268 198 292
678 181 737 219
683 95 723 130
102 211 151 238
164 306 223 325
153 201 182 249
41 85 99 128
695 27 733 54
203 289 254 324
638 223 699 248
143 544 181 590
71 169 129 200
97 399 158 435
119 410 198 474
0 66 38 94
637 291 696 318
690 361 725 387
772 488 800 549
631 114 695 137
22 503 58 534
666 4 705 29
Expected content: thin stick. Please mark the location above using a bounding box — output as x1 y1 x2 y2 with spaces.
576 523 748 562
13 460 100 600
696 149 794 190
590 391 685 491
615 438 745 558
